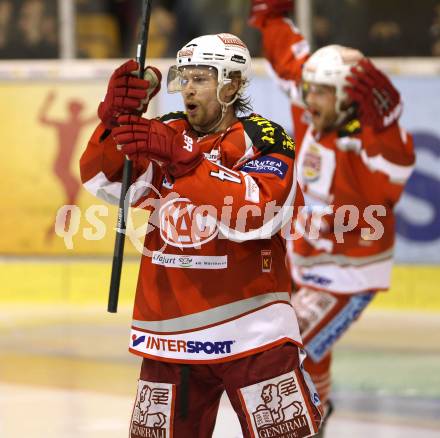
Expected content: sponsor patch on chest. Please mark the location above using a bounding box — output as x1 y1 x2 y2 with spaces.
151 251 227 269
302 144 322 182
241 156 288 179
297 133 336 200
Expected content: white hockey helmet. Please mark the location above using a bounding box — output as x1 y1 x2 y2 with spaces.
302 45 363 117
167 33 251 97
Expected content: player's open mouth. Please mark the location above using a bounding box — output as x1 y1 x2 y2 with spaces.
186 103 198 115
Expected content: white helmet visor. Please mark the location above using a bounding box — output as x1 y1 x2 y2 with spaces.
167 65 219 94
300 81 336 104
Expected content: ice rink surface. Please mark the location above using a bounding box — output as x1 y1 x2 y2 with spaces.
1 305 439 437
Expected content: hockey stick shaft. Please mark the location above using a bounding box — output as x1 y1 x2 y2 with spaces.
108 0 153 313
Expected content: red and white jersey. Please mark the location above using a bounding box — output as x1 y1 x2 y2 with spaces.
80 112 303 363
259 17 416 294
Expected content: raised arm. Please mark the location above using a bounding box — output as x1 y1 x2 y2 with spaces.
345 58 415 204
249 0 310 84
249 0 311 138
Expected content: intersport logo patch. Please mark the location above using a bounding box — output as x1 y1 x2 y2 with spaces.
132 334 234 355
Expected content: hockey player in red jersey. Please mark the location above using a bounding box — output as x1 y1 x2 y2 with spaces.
80 33 322 437
249 1 415 435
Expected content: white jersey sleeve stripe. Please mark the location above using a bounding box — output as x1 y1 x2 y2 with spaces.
83 163 154 205
217 166 297 242
360 150 415 184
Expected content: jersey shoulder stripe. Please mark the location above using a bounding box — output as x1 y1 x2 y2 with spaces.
240 113 296 159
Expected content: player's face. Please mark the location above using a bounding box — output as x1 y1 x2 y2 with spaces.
179 66 223 132
304 83 338 132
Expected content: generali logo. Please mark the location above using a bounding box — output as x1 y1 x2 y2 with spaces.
159 197 218 248
130 381 174 438
240 371 316 438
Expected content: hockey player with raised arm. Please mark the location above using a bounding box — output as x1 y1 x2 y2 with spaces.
80 33 322 437
249 1 415 435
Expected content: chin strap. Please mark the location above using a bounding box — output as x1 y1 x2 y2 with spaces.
194 77 247 134
200 106 227 134
198 81 243 134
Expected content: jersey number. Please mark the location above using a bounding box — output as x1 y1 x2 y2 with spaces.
210 169 242 184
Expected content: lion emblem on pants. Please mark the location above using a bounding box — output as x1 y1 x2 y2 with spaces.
133 384 167 428
256 377 304 424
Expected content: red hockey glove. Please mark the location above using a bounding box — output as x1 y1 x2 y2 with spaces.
113 115 203 179
345 58 402 131
249 0 294 29
98 60 162 129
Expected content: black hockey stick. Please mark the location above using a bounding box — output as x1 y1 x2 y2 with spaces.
108 0 153 313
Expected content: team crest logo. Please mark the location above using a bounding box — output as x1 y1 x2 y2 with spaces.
159 197 218 248
130 380 175 438
240 371 317 437
302 144 322 182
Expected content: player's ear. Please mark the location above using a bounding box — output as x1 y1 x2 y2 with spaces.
222 72 242 101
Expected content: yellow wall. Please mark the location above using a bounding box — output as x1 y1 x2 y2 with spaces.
0 81 142 255
0 262 439 311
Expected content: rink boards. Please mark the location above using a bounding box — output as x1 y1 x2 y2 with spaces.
1 261 439 311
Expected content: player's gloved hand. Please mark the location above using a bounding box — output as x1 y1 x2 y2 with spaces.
345 58 402 131
249 0 294 29
113 115 204 179
98 60 162 129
